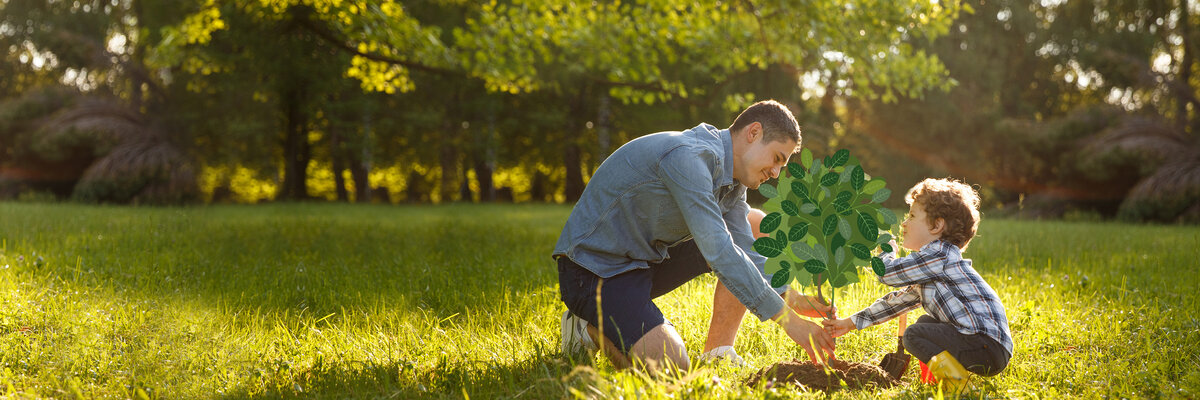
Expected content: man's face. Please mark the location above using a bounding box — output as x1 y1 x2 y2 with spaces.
737 133 795 189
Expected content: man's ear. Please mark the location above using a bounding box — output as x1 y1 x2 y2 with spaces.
931 218 947 235
745 122 762 143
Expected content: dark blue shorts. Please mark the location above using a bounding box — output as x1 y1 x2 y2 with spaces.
557 240 712 354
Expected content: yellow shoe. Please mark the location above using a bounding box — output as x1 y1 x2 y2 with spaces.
929 351 972 395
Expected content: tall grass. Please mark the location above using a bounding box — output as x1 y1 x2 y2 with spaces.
0 203 1196 399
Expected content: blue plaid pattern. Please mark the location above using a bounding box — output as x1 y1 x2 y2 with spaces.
849 240 1013 357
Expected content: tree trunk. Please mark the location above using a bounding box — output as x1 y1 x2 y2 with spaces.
439 129 458 203
330 121 348 202
280 86 310 201
597 93 612 162
1179 0 1195 135
349 111 372 203
564 89 589 203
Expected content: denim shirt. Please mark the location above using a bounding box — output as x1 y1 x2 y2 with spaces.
553 123 786 321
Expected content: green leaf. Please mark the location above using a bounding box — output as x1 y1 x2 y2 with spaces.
862 179 886 195
771 268 791 288
878 208 898 225
823 156 832 167
881 243 893 253
871 257 886 276
801 148 813 169
831 234 846 253
799 202 816 215
754 237 784 257
834 247 846 266
820 172 839 187
759 183 778 199
877 233 893 245
791 181 808 199
830 149 850 167
857 212 879 242
851 166 865 190
837 217 852 240
813 243 829 264
788 221 810 242
835 191 852 204
813 272 826 286
850 243 871 260
787 162 804 178
804 259 827 274
791 241 819 261
760 212 782 233
822 214 838 236
781 200 800 216
834 201 851 215
872 188 892 204
842 269 860 285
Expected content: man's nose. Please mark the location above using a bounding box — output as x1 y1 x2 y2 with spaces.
770 165 781 178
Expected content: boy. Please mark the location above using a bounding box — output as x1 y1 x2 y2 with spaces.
822 178 1012 392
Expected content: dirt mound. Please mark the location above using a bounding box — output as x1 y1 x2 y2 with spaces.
744 358 898 392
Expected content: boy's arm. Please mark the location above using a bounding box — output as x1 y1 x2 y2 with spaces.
876 243 949 287
848 286 922 330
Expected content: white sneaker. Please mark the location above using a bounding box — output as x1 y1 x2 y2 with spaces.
561 310 597 354
698 345 746 366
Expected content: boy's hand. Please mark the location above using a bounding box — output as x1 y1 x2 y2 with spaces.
821 317 856 338
784 289 837 319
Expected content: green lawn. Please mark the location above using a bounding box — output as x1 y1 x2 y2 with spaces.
0 203 1197 399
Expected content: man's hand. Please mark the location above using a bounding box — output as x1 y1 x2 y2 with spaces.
784 289 836 319
821 317 856 338
773 309 836 364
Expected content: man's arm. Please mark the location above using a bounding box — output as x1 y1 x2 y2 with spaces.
722 192 788 296
657 147 785 321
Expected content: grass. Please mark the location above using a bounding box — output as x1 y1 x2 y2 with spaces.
0 202 1197 399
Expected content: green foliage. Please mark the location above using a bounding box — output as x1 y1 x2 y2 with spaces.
761 149 892 299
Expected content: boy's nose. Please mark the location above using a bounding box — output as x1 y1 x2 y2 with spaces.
770 166 781 178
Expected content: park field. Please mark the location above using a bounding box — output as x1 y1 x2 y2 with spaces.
0 202 1197 399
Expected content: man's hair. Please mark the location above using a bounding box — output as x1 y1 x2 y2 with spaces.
729 100 801 149
905 178 981 251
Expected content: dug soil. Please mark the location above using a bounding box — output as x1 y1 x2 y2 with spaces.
744 358 899 392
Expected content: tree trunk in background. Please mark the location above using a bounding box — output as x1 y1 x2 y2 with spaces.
1179 0 1195 135
330 121 348 202
563 89 589 203
349 111 372 203
475 112 497 202
597 93 612 162
280 85 310 201
439 123 458 203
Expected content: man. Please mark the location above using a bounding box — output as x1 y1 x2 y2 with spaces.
553 100 836 371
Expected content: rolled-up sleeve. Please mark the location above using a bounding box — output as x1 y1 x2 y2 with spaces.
658 147 785 321
723 189 787 296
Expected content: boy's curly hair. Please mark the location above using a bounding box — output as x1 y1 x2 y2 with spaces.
905 178 981 251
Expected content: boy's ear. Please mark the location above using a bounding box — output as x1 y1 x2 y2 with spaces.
931 218 946 235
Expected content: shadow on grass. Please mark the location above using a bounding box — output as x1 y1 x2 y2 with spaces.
220 344 593 399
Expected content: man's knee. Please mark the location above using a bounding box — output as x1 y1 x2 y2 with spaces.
630 323 690 371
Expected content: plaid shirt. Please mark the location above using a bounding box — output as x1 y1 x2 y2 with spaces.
850 240 1013 357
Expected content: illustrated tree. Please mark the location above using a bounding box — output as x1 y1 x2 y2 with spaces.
753 148 898 310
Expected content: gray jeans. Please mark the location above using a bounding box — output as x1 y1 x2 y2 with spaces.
903 315 1010 376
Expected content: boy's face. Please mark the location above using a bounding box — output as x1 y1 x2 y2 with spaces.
901 202 941 251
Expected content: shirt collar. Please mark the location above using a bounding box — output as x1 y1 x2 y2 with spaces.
718 127 735 188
